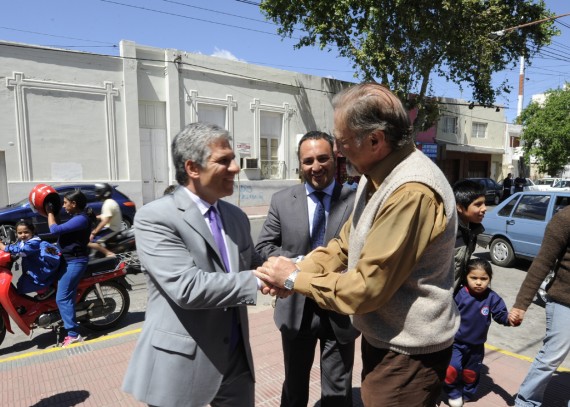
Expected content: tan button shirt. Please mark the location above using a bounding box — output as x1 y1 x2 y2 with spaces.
294 144 448 315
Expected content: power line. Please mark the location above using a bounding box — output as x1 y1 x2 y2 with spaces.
0 26 116 46
96 0 292 38
159 0 273 25
234 0 261 6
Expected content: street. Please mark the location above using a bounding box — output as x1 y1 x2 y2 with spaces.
0 215 568 372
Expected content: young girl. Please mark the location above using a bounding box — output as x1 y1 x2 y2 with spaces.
444 258 513 407
47 190 95 347
0 220 59 297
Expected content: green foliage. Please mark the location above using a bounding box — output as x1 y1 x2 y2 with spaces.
520 86 570 175
260 0 557 133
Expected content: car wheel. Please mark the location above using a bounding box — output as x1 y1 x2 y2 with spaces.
489 237 516 267
494 194 500 205
121 218 132 230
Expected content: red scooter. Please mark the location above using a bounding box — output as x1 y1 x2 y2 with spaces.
0 250 131 347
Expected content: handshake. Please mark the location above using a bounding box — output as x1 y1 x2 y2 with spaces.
255 256 298 299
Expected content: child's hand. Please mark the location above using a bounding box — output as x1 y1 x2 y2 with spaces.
508 308 525 326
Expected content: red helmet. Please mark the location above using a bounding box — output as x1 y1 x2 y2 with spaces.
29 184 61 217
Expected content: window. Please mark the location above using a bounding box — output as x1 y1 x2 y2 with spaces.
513 195 550 221
443 116 457 134
260 112 282 179
472 122 487 139
197 104 226 129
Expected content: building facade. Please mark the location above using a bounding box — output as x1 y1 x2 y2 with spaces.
1 40 510 208
435 98 507 185
1 40 356 207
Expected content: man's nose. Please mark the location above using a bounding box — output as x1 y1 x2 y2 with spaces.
229 159 240 173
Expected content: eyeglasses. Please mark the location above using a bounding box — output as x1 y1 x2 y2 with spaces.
301 155 332 166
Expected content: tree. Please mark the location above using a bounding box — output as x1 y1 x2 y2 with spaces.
519 86 570 176
260 0 557 134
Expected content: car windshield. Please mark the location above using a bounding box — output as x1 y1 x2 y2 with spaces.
11 197 30 207
552 180 570 188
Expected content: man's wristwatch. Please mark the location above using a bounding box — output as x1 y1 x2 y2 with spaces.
284 269 299 291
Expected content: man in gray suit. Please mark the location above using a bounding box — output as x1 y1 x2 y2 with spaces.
122 122 272 407
256 131 359 407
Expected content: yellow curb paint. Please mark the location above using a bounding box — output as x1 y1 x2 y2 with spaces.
485 343 570 373
0 328 141 364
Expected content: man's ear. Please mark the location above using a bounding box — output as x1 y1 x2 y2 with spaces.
368 130 385 153
185 159 201 179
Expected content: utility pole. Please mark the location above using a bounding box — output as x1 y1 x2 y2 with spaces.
491 12 570 117
518 55 525 117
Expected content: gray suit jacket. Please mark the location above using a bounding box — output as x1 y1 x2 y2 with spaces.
122 187 261 407
256 182 359 343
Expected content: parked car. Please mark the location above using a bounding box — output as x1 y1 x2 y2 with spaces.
499 177 535 193
466 178 503 205
527 177 560 191
550 179 570 190
477 191 570 267
0 184 136 239
535 177 560 187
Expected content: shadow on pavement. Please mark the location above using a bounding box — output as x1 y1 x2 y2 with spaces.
475 364 515 406
30 390 89 407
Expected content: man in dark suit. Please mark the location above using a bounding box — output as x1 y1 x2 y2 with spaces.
256 131 359 407
122 122 274 407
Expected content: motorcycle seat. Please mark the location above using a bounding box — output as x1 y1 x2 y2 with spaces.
84 256 119 276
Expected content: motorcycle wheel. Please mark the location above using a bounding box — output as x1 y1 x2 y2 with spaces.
80 281 130 331
0 316 6 346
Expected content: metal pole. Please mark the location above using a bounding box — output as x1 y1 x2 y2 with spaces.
517 55 525 117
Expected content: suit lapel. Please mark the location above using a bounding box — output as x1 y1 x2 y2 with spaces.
293 184 311 245
325 183 351 242
173 188 225 272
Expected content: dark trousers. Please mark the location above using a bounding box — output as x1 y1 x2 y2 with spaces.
211 339 255 407
444 341 484 401
280 300 354 407
361 338 452 407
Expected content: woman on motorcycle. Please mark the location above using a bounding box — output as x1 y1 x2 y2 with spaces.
46 190 95 347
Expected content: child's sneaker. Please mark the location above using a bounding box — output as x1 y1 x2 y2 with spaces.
61 334 84 348
448 397 464 407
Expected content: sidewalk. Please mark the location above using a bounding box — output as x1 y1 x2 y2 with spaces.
0 307 569 407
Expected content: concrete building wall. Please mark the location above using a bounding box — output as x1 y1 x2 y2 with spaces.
0 40 351 207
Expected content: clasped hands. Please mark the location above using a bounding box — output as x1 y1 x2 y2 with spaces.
508 308 525 327
255 256 298 299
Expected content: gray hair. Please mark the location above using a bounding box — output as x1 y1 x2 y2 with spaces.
332 83 412 150
172 122 231 185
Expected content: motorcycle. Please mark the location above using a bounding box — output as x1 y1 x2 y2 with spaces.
0 246 131 347
90 227 141 275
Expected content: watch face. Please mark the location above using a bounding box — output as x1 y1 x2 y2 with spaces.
284 279 294 290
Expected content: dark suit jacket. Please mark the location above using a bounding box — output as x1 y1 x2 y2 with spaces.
256 182 359 343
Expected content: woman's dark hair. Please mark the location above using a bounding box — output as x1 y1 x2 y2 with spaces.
64 190 97 226
466 258 493 280
15 219 35 234
64 190 87 210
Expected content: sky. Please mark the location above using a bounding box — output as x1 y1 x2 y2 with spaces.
1 0 569 124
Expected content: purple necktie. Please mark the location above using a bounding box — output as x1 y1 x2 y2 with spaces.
207 206 230 273
207 206 239 350
311 191 326 249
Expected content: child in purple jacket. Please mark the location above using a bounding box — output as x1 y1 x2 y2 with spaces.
444 258 514 407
